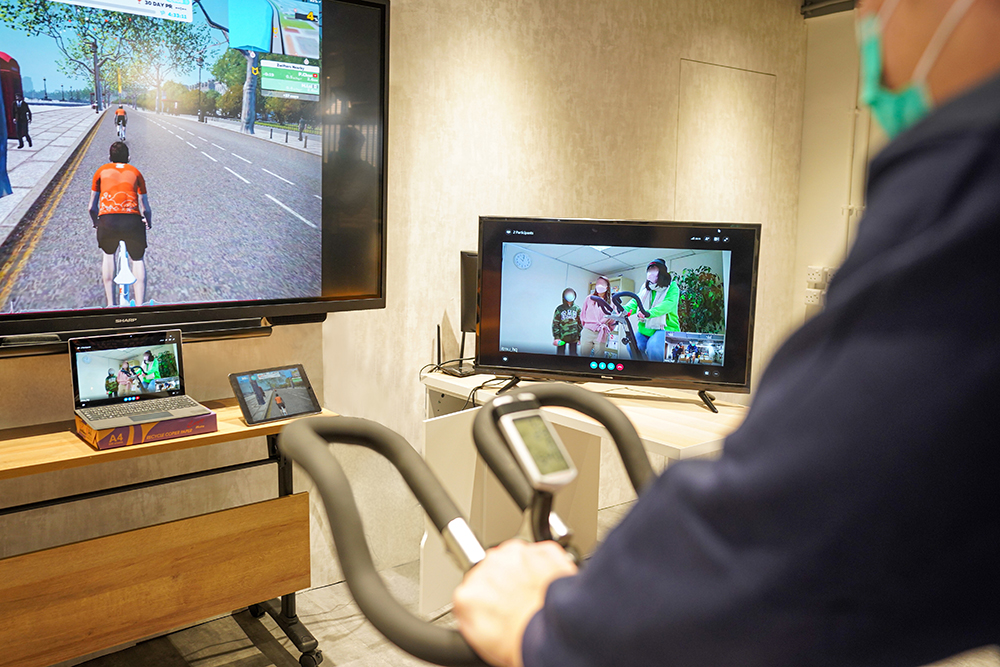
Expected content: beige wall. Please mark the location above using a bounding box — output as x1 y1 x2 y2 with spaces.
323 0 809 570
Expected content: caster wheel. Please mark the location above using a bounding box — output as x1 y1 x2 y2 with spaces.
248 604 265 619
299 650 323 667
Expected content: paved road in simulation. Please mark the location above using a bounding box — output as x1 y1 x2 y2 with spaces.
266 386 316 420
2 108 322 312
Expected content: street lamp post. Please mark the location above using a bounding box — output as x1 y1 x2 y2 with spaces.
197 56 204 122
43 78 49 100
61 84 64 101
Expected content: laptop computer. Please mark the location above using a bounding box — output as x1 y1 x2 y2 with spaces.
69 329 212 430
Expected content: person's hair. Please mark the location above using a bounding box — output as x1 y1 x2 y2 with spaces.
108 368 115 375
562 288 577 306
109 141 129 163
646 260 672 289
590 276 611 298
143 350 154 362
120 360 129 368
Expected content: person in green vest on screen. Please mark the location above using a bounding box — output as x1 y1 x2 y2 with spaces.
622 258 679 362
139 350 161 393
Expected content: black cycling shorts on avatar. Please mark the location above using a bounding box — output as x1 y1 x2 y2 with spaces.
96 213 147 260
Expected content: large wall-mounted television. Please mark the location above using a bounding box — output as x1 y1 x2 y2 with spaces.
477 217 761 400
0 0 388 355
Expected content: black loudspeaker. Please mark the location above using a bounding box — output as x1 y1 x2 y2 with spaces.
459 251 478 333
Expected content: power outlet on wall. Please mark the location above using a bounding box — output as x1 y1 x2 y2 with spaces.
806 265 826 286
804 288 824 306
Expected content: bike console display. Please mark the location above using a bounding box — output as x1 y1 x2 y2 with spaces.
493 395 577 493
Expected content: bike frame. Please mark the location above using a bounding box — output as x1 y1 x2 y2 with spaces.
113 240 136 307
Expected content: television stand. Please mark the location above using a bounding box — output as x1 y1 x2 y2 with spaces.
698 390 719 414
496 376 522 394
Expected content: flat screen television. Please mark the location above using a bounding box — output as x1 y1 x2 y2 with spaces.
477 217 761 400
0 0 388 355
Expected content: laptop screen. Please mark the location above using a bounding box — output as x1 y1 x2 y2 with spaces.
69 330 185 409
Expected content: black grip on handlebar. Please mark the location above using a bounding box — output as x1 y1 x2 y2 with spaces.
472 384 656 513
588 295 613 314
279 417 487 667
612 291 650 317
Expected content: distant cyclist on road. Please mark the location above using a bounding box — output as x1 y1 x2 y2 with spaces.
114 105 127 140
88 141 152 307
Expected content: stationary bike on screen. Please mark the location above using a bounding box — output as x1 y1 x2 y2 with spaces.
113 240 136 307
277 383 655 666
587 290 650 361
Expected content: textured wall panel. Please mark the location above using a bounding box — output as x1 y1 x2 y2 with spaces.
674 60 776 224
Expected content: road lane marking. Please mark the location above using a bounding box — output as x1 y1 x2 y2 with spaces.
261 168 295 185
265 194 317 228
197 136 207 141
201 151 218 162
211 143 226 150
185 130 194 135
186 141 198 148
232 153 252 163
313 195 322 199
225 167 249 183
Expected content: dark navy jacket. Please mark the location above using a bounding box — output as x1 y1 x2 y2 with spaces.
523 72 1000 667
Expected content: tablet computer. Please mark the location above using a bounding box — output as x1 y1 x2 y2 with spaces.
228 364 322 425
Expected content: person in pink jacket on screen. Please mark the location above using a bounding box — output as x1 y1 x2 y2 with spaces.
579 276 614 359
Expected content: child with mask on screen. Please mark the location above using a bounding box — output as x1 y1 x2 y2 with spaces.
551 288 582 356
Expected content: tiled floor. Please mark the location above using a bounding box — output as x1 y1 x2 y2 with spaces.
67 501 999 667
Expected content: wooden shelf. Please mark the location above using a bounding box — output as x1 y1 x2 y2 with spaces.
0 399 334 481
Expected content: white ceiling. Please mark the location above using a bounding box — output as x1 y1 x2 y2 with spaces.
509 243 699 276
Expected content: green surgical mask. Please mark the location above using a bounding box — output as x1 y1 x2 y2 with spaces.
859 0 977 139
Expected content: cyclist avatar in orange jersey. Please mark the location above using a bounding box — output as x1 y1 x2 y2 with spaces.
114 105 127 139
88 141 152 307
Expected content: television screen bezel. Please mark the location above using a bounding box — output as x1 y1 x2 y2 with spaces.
475 216 761 394
0 0 390 352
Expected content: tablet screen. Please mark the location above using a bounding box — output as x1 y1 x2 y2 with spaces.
229 365 322 424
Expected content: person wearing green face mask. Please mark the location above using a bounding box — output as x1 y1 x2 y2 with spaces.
859 0 978 138
453 4 1000 667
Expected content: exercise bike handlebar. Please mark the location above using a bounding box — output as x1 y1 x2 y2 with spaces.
611 291 650 318
471 383 656 513
279 417 488 666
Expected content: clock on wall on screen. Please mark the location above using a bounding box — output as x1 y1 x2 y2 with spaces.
513 252 532 269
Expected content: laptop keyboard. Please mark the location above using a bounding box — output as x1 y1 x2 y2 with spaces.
81 395 202 421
